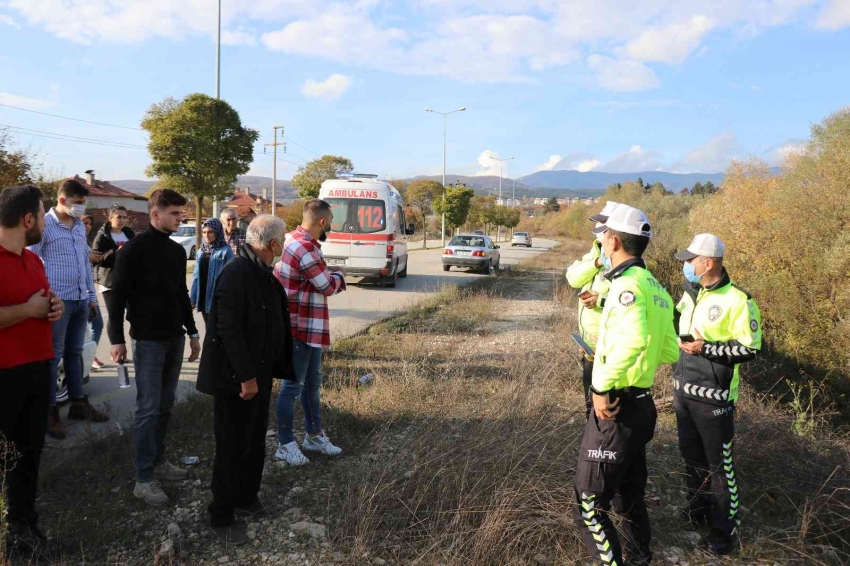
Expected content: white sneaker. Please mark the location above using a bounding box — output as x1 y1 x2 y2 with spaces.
274 441 310 466
134 480 169 507
302 433 342 456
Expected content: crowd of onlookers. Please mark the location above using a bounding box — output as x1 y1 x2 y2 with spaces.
1 180 347 556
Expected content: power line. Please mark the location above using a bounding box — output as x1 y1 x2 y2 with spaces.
281 136 322 158
1 124 148 150
255 151 302 168
0 102 145 131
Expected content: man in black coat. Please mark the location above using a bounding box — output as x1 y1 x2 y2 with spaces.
196 214 294 545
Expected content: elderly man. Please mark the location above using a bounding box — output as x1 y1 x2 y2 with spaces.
1 185 64 557
673 234 762 556
220 208 246 255
197 215 294 545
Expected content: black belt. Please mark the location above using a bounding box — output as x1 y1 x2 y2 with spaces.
610 386 651 401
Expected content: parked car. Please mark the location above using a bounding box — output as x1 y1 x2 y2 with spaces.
512 232 532 247
56 326 97 404
170 224 197 259
473 230 485 235
442 234 500 274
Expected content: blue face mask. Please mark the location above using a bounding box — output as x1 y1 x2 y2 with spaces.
683 260 707 284
600 245 612 271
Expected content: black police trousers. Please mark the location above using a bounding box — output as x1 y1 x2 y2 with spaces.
573 393 657 566
673 392 739 538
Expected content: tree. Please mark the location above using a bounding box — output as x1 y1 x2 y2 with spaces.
680 187 691 195
504 208 521 235
291 155 353 200
704 180 717 194
0 131 34 188
544 197 561 213
691 181 705 196
405 179 443 248
434 184 475 234
467 195 496 233
142 93 259 250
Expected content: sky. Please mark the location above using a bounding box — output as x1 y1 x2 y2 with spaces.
1 0 849 183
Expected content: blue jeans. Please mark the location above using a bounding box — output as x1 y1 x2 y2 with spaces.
49 299 89 406
90 301 104 347
276 340 323 445
131 336 185 482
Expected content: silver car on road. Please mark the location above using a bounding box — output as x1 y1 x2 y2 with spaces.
511 231 532 247
442 234 501 274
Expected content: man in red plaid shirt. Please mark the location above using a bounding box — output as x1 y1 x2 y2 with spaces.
273 199 346 466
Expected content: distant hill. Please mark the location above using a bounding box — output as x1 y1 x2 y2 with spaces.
516 170 728 190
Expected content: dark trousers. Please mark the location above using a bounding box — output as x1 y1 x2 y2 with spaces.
0 361 51 526
673 393 738 538
573 394 657 566
209 392 270 527
581 358 593 420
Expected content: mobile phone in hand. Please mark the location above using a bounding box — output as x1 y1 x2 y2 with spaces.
578 290 592 300
679 334 695 343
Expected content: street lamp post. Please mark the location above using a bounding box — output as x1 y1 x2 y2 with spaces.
425 107 466 247
489 156 513 242
212 0 223 219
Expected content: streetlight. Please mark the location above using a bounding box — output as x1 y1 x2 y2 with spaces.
425 107 466 246
212 0 223 218
489 155 514 242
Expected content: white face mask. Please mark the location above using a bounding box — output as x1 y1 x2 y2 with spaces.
67 203 87 218
594 223 606 242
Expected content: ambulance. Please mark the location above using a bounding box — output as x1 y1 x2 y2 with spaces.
318 174 415 287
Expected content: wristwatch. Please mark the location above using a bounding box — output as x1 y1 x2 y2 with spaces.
189 333 200 340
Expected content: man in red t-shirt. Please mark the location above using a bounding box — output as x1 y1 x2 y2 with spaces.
0 185 64 557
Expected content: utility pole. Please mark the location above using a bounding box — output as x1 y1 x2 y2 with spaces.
265 126 286 214
489 155 513 241
212 0 223 219
425 107 466 246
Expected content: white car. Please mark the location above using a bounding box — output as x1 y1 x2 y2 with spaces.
56 327 97 404
170 224 197 259
511 232 532 247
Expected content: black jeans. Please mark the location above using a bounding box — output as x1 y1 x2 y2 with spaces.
573 394 657 566
674 393 738 538
0 361 51 525
209 392 270 527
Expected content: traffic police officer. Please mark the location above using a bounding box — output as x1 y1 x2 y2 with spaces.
565 201 619 417
573 205 679 566
673 234 762 556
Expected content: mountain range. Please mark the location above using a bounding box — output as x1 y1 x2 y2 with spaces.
113 169 741 200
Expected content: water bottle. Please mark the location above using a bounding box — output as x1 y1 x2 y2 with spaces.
118 363 131 389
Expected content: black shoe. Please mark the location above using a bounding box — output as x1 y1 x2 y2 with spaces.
5 521 58 559
707 530 739 556
235 499 271 518
679 506 710 529
209 522 249 546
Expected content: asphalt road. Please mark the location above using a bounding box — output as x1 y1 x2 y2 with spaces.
51 238 558 446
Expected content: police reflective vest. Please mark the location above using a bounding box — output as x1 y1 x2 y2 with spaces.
674 269 762 404
565 241 611 351
591 258 680 393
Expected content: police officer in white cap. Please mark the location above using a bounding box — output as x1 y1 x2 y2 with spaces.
565 201 619 417
673 233 762 556
573 204 679 566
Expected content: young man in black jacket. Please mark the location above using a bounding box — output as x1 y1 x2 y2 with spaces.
197 215 294 545
107 189 201 507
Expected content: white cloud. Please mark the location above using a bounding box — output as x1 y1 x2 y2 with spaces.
765 139 807 165
587 55 660 92
535 155 562 171
625 15 715 64
474 150 512 177
670 132 741 173
301 74 353 101
0 14 20 28
816 0 850 31
548 152 601 172
598 145 664 173
0 92 53 109
221 27 257 47
5 0 832 87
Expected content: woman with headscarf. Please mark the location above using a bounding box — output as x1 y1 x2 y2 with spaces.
191 218 234 325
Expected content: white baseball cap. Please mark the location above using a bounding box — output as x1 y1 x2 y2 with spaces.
675 233 726 260
592 205 652 238
588 201 620 223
